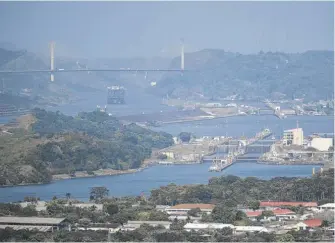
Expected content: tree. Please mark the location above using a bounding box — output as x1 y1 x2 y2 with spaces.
148 210 169 221
248 201 260 211
65 193 71 200
187 207 201 217
21 205 38 217
178 132 191 143
90 186 109 201
321 220 330 227
106 203 119 215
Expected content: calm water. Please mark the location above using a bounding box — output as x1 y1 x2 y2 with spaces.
0 91 333 202
0 162 321 203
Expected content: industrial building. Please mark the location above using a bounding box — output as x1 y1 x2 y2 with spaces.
283 128 304 146
0 217 67 232
107 86 125 104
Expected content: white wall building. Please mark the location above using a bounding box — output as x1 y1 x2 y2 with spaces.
283 128 304 146
184 223 234 232
317 203 335 211
309 138 333 151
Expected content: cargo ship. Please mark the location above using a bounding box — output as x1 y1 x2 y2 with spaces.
107 86 125 104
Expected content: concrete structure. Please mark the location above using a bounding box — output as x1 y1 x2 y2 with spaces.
122 221 171 231
309 137 333 151
184 223 234 232
283 128 304 146
0 217 66 232
165 204 215 216
317 203 335 211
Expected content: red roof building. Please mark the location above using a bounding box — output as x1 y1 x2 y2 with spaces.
246 209 295 218
272 209 296 215
303 219 323 228
260 201 317 208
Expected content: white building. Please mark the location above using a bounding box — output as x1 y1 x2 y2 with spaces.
122 221 171 231
165 204 215 216
317 203 335 211
309 138 333 151
235 226 268 233
283 128 304 146
184 223 234 232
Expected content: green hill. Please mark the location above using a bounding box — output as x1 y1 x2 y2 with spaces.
153 49 334 101
0 109 173 186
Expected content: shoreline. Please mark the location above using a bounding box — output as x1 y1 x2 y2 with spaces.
0 159 326 188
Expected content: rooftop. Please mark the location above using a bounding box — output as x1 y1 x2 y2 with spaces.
246 209 295 217
260 201 317 207
0 225 52 232
303 218 322 228
0 217 66 225
169 204 215 210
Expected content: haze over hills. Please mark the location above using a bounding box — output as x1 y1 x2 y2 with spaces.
154 49 334 101
0 45 334 110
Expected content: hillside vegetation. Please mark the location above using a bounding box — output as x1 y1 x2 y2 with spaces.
154 49 334 101
0 109 173 186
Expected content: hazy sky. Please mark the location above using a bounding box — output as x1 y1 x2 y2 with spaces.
0 1 333 58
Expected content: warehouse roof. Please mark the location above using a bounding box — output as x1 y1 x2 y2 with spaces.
0 224 52 232
0 217 66 225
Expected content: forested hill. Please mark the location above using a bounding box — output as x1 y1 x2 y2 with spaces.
0 109 173 186
154 49 334 101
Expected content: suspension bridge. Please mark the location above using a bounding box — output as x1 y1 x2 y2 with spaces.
0 40 187 80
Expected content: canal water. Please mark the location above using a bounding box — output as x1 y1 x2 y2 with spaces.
0 90 333 202
0 162 321 203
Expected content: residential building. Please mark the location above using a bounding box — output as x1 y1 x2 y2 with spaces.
294 219 323 231
283 128 304 146
168 215 201 222
234 226 268 233
122 221 171 231
260 201 317 209
0 217 67 232
165 204 215 216
317 203 335 211
309 137 333 151
184 223 234 232
245 209 296 221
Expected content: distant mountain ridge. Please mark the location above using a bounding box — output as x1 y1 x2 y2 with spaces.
154 49 334 101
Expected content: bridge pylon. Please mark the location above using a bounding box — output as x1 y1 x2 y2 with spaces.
49 41 55 82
